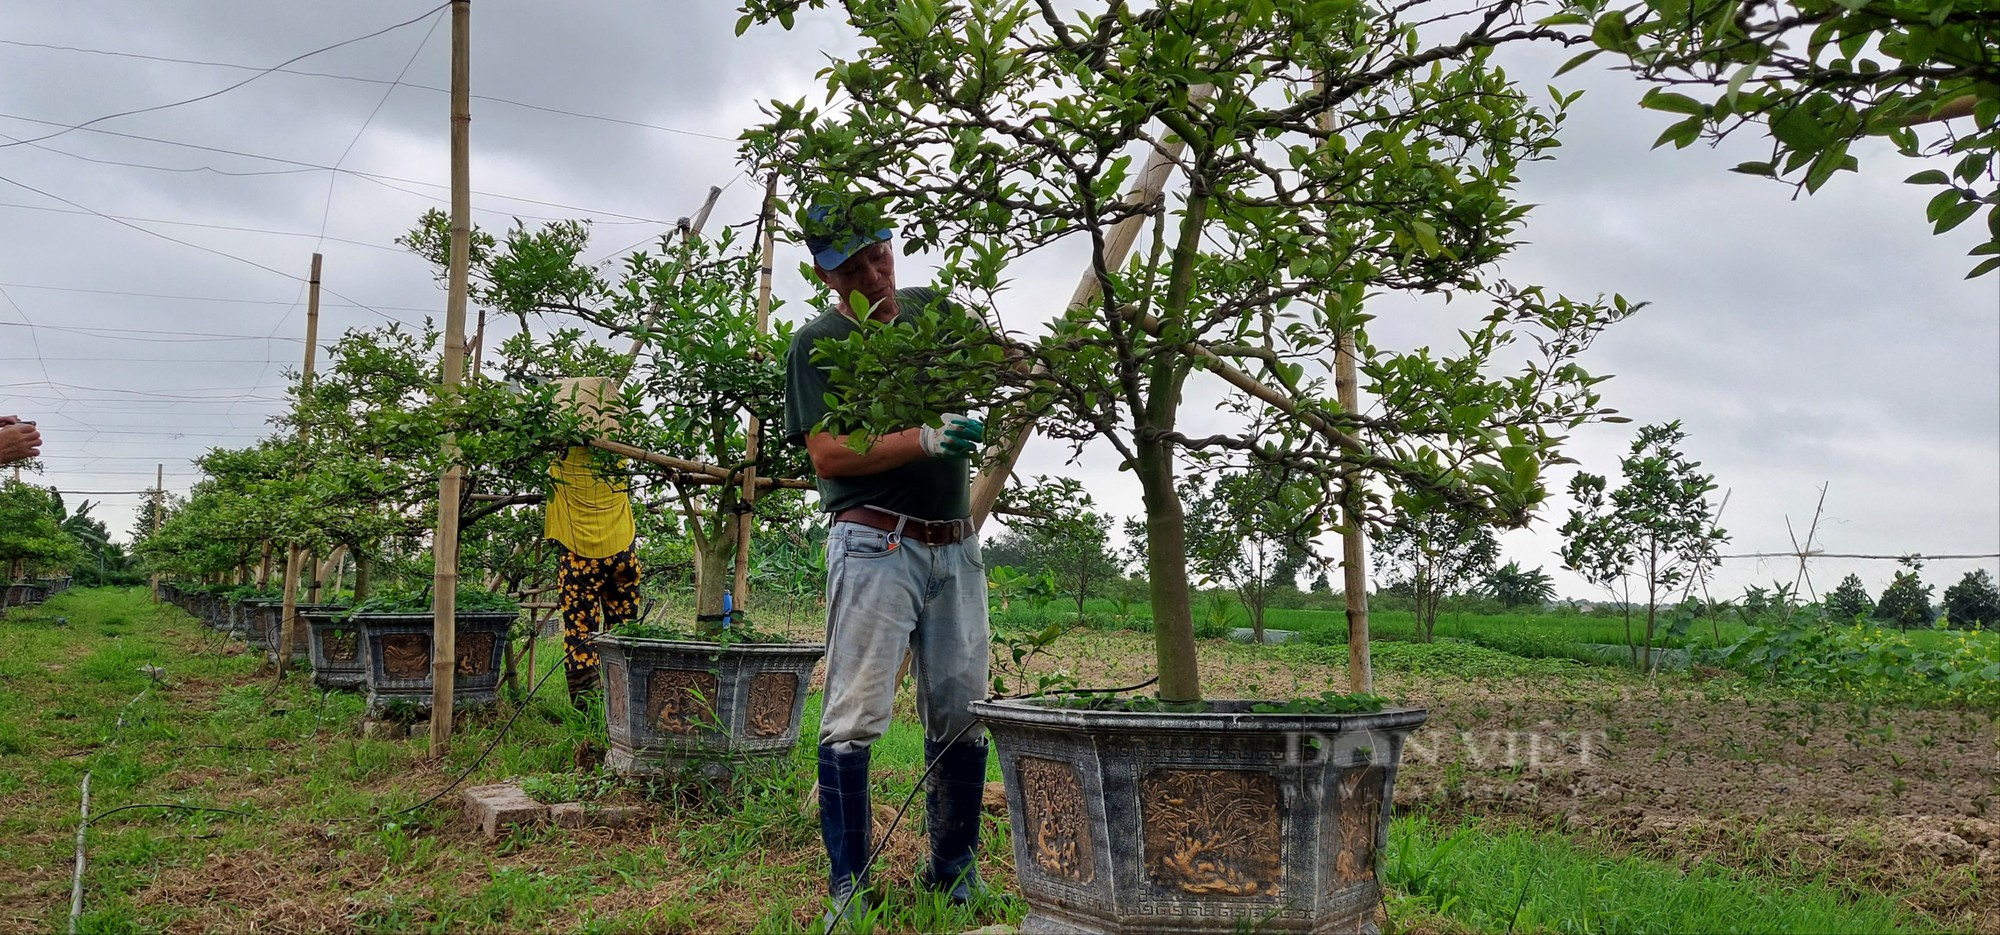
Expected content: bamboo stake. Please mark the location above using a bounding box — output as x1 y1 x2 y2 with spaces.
431 0 471 754
149 464 163 602
469 307 487 380
1335 333 1370 694
316 544 348 603
585 438 813 489
67 772 88 934
967 85 1213 531
256 541 272 589
614 186 724 379
277 254 322 675
733 173 781 612
1309 87 1370 694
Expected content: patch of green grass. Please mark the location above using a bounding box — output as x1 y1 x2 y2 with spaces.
1385 814 1927 934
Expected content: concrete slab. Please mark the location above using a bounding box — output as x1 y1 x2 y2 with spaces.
461 782 549 840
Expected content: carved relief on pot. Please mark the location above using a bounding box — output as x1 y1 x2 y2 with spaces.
604 660 628 729
324 628 358 663
1019 756 1093 883
1140 768 1282 897
745 671 798 737
648 668 719 734
380 634 431 679
1334 765 1385 885
455 632 495 676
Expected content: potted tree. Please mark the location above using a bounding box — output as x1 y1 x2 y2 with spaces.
401 211 824 771
745 2 1633 930
0 479 84 610
277 322 548 713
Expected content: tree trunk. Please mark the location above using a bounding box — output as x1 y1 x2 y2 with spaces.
353 551 372 601
1137 437 1199 705
694 520 739 635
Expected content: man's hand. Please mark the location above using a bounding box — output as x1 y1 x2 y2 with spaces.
918 413 985 458
0 416 42 465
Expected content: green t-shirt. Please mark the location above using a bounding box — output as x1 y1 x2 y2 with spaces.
783 287 971 520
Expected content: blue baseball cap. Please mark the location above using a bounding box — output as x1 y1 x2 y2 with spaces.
801 203 893 271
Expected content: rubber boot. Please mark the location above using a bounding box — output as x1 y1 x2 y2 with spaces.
819 743 874 931
919 738 990 904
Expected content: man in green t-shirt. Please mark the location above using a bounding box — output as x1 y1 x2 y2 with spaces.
783 205 993 928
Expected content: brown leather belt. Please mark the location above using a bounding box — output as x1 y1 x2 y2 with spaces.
833 506 968 546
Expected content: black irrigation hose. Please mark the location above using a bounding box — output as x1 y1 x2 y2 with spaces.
826 675 1161 927
331 656 567 823
90 803 255 823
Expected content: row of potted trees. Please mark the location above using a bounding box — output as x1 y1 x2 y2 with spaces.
138 3 1657 929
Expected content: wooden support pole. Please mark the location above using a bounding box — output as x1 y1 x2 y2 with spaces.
149 464 163 601
469 307 487 380
316 545 348 603
1318 88 1370 695
619 187 724 369
256 541 272 589
1336 333 1370 694
966 85 1212 531
732 172 781 612
278 254 322 673
431 0 471 754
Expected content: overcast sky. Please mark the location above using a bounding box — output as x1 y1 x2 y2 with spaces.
2 2 1993 604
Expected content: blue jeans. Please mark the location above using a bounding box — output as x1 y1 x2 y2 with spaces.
819 518 990 752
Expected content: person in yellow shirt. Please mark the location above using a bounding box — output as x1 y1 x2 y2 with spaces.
544 445 639 707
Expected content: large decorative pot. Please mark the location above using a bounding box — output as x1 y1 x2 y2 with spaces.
305 608 365 691
225 598 258 636
261 603 330 665
209 593 234 629
595 635 825 776
356 612 514 714
5 583 49 608
241 600 274 650
969 698 1428 935
35 577 70 595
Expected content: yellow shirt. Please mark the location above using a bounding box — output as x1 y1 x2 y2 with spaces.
543 447 635 558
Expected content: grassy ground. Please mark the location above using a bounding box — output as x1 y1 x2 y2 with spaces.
0 588 1975 933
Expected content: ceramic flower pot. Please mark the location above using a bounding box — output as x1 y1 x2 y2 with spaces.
971 697 1427 934
595 634 825 776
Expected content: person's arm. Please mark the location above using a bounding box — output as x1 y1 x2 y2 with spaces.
0 416 41 465
805 428 927 479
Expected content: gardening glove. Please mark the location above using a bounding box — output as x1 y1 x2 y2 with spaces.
918 413 984 459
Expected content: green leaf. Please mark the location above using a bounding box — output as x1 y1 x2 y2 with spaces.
1640 89 1706 117
1934 198 1979 234
1771 105 1835 151
1554 48 1603 77
1653 115 1704 150
1966 256 2000 279
1731 161 1776 176
1904 169 1951 186
1591 11 1632 49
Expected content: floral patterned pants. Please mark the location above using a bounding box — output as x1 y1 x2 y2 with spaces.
557 547 641 698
